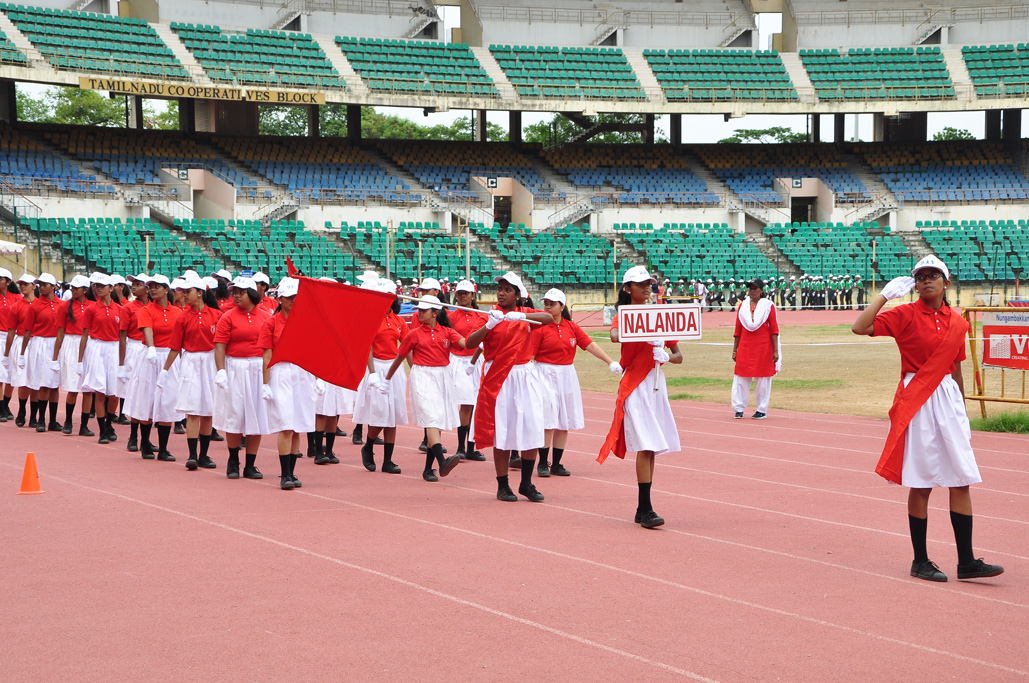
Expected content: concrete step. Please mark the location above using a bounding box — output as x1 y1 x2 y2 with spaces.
313 31 369 96
610 233 658 278
746 233 802 278
779 52 816 104
941 46 976 101
469 46 517 100
0 11 52 70
622 48 665 104
151 23 213 85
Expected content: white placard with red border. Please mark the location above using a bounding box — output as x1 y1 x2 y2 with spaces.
617 304 702 342
982 311 1029 370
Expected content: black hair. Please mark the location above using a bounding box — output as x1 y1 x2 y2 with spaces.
118 283 131 300
436 307 452 328
522 295 535 309
201 289 220 310
215 279 229 300
390 299 401 315
244 289 261 306
560 304 572 321
615 285 633 310
109 287 122 305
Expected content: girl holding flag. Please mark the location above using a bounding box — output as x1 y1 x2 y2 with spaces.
730 278 780 420
448 279 486 461
598 266 683 529
852 255 1003 582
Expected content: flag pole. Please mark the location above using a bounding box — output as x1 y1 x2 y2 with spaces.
395 294 544 325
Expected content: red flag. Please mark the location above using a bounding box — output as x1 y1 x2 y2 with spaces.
270 276 394 390
286 256 298 277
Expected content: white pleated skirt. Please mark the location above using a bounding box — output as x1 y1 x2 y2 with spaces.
119 338 145 399
25 335 59 390
622 367 680 456
409 364 459 430
125 347 183 423
536 362 585 431
899 373 981 488
352 358 408 428
316 381 356 417
213 355 270 435
7 336 27 388
490 361 545 452
81 339 120 395
267 362 316 434
449 353 482 405
59 334 85 392
174 350 216 417
0 331 8 384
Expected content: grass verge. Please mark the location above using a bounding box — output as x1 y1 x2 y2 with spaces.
668 393 702 401
969 411 1029 434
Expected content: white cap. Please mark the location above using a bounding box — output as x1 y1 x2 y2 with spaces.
253 272 270 285
61 289 72 301
360 277 380 291
170 278 188 290
455 279 475 293
495 271 527 298
231 276 257 291
182 270 200 280
277 277 300 298
182 275 208 290
418 277 441 291
622 265 656 284
911 254 950 281
542 288 566 305
17 273 35 285
90 273 113 286
149 274 171 287
35 273 57 286
127 273 150 284
110 274 126 286
415 295 443 310
213 269 232 280
69 275 91 288
376 278 397 294
0 268 12 280
357 270 379 283
202 276 218 291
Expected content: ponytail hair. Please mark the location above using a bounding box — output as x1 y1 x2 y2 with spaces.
390 299 401 315
110 288 122 304
436 307 452 328
615 286 632 310
201 289 220 310
215 279 229 300
66 298 77 324
560 304 572 321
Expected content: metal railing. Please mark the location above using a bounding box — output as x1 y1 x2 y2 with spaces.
477 5 755 30
792 4 1028 27
964 306 1029 418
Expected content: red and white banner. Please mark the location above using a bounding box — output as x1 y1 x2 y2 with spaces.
617 304 702 342
982 311 1029 371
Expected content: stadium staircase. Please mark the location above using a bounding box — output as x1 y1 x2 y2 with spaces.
543 196 597 231
777 52 816 103
469 46 517 100
357 144 432 199
744 232 802 279
621 48 664 104
678 147 740 211
464 231 537 288
895 230 934 263
152 22 213 85
0 9 44 68
317 32 369 95
941 46 974 97
608 232 658 279
839 151 900 222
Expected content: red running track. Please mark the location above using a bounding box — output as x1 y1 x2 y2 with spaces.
2 395 1027 681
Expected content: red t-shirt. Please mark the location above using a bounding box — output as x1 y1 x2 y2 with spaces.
257 311 288 351
214 305 270 358
448 309 485 358
609 316 677 367
83 301 123 342
371 312 409 361
0 292 21 332
13 297 31 335
169 305 222 353
395 324 463 367
25 296 62 338
481 305 541 365
258 297 278 314
217 296 234 311
119 299 146 342
531 318 592 365
57 299 94 336
872 299 967 375
733 303 779 377
137 302 183 349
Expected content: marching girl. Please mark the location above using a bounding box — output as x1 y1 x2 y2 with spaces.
598 266 683 529
214 276 272 480
382 295 464 482
161 276 222 471
0 268 17 422
410 277 452 456
119 275 150 448
169 278 190 435
259 277 316 490
212 269 233 310
124 274 184 462
5 274 35 426
254 273 278 313
21 273 63 432
52 275 94 435
448 279 486 461
464 272 553 502
78 274 124 444
352 278 409 474
531 288 621 477
852 255 1003 582
311 379 352 466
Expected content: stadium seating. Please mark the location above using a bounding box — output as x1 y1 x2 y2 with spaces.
172 23 342 88
345 220 497 283
470 222 615 286
644 49 797 101
961 44 1029 97
763 221 909 280
696 145 870 204
2 3 188 79
489 45 645 100
336 36 496 96
541 145 719 205
800 47 954 100
857 141 1029 202
0 124 115 194
918 219 1029 281
0 28 27 65
616 222 778 282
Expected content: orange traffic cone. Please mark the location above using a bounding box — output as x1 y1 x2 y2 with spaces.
16 452 43 495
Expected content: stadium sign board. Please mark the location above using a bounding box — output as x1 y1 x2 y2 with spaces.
78 77 326 104
982 310 1029 371
617 304 702 342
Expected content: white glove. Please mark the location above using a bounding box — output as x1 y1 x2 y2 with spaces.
0 356 7 370
881 276 916 301
367 372 380 388
315 379 326 395
648 339 665 347
464 362 476 376
376 376 391 394
653 347 670 364
17 354 26 369
261 383 273 400
609 361 623 374
76 362 83 375
50 359 61 372
485 309 504 329
117 365 128 381
503 311 526 322
215 369 228 389
156 369 169 389
146 346 158 364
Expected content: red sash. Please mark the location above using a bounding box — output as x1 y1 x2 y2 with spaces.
473 316 532 450
597 341 655 464
876 309 969 484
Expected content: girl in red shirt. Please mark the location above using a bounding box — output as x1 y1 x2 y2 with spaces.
447 280 486 461
383 295 465 482
5 275 34 426
531 288 620 477
118 275 150 444
162 277 222 471
78 275 124 444
20 274 63 431
0 268 16 421
52 275 95 435
214 277 272 480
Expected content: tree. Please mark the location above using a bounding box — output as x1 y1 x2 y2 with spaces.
718 126 809 144
933 127 976 141
15 89 50 123
523 113 665 146
144 100 178 130
16 86 126 126
259 105 308 136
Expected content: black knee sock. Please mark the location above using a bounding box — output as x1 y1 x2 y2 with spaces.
157 425 171 453
28 399 38 423
421 428 428 446
467 439 475 455
289 453 299 477
130 421 139 440
49 400 58 423
279 454 290 477
497 474 509 491
538 447 550 465
228 446 240 463
118 398 125 417
64 402 74 423
80 410 91 429
909 515 929 562
306 431 315 452
17 397 26 418
139 422 153 448
552 447 564 466
324 431 336 453
383 442 395 465
950 511 975 566
187 438 198 460
457 425 468 452
244 453 257 470
429 442 445 469
353 423 362 439
313 431 324 451
424 446 437 472
520 457 535 488
637 482 653 514
199 434 211 459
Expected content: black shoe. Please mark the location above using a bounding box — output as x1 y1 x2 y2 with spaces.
291 475 302 488
734 412 744 419
35 421 45 433
518 483 544 502
157 451 175 462
439 455 461 477
509 454 522 468
185 458 198 471
466 450 486 462
3 406 12 420
326 451 339 464
173 422 185 435
106 427 117 442
141 441 155 458
418 440 428 452
227 456 240 479
62 419 72 435
382 461 401 474
314 449 331 465
98 432 110 445
373 437 384 445
115 414 131 425
197 455 217 469
0 412 6 423
28 417 37 429
361 442 376 472
636 510 665 529
78 425 95 437
351 430 363 445
751 411 767 420
210 429 224 442
335 427 346 437
537 461 551 478
911 559 948 582
14 414 25 427
126 435 139 452
243 466 263 480
47 420 62 432
280 475 295 490
496 486 517 502
422 469 438 482
957 558 1004 580
455 449 467 460
550 463 571 477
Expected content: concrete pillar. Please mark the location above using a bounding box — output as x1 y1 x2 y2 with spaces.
347 104 361 142
1002 108 1021 149
178 98 195 136
0 80 16 123
509 110 522 146
985 109 1002 141
872 113 885 142
670 114 682 146
210 101 260 136
127 95 144 129
811 114 821 143
874 112 928 143
644 114 655 144
834 113 845 144
307 104 320 138
474 109 487 142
